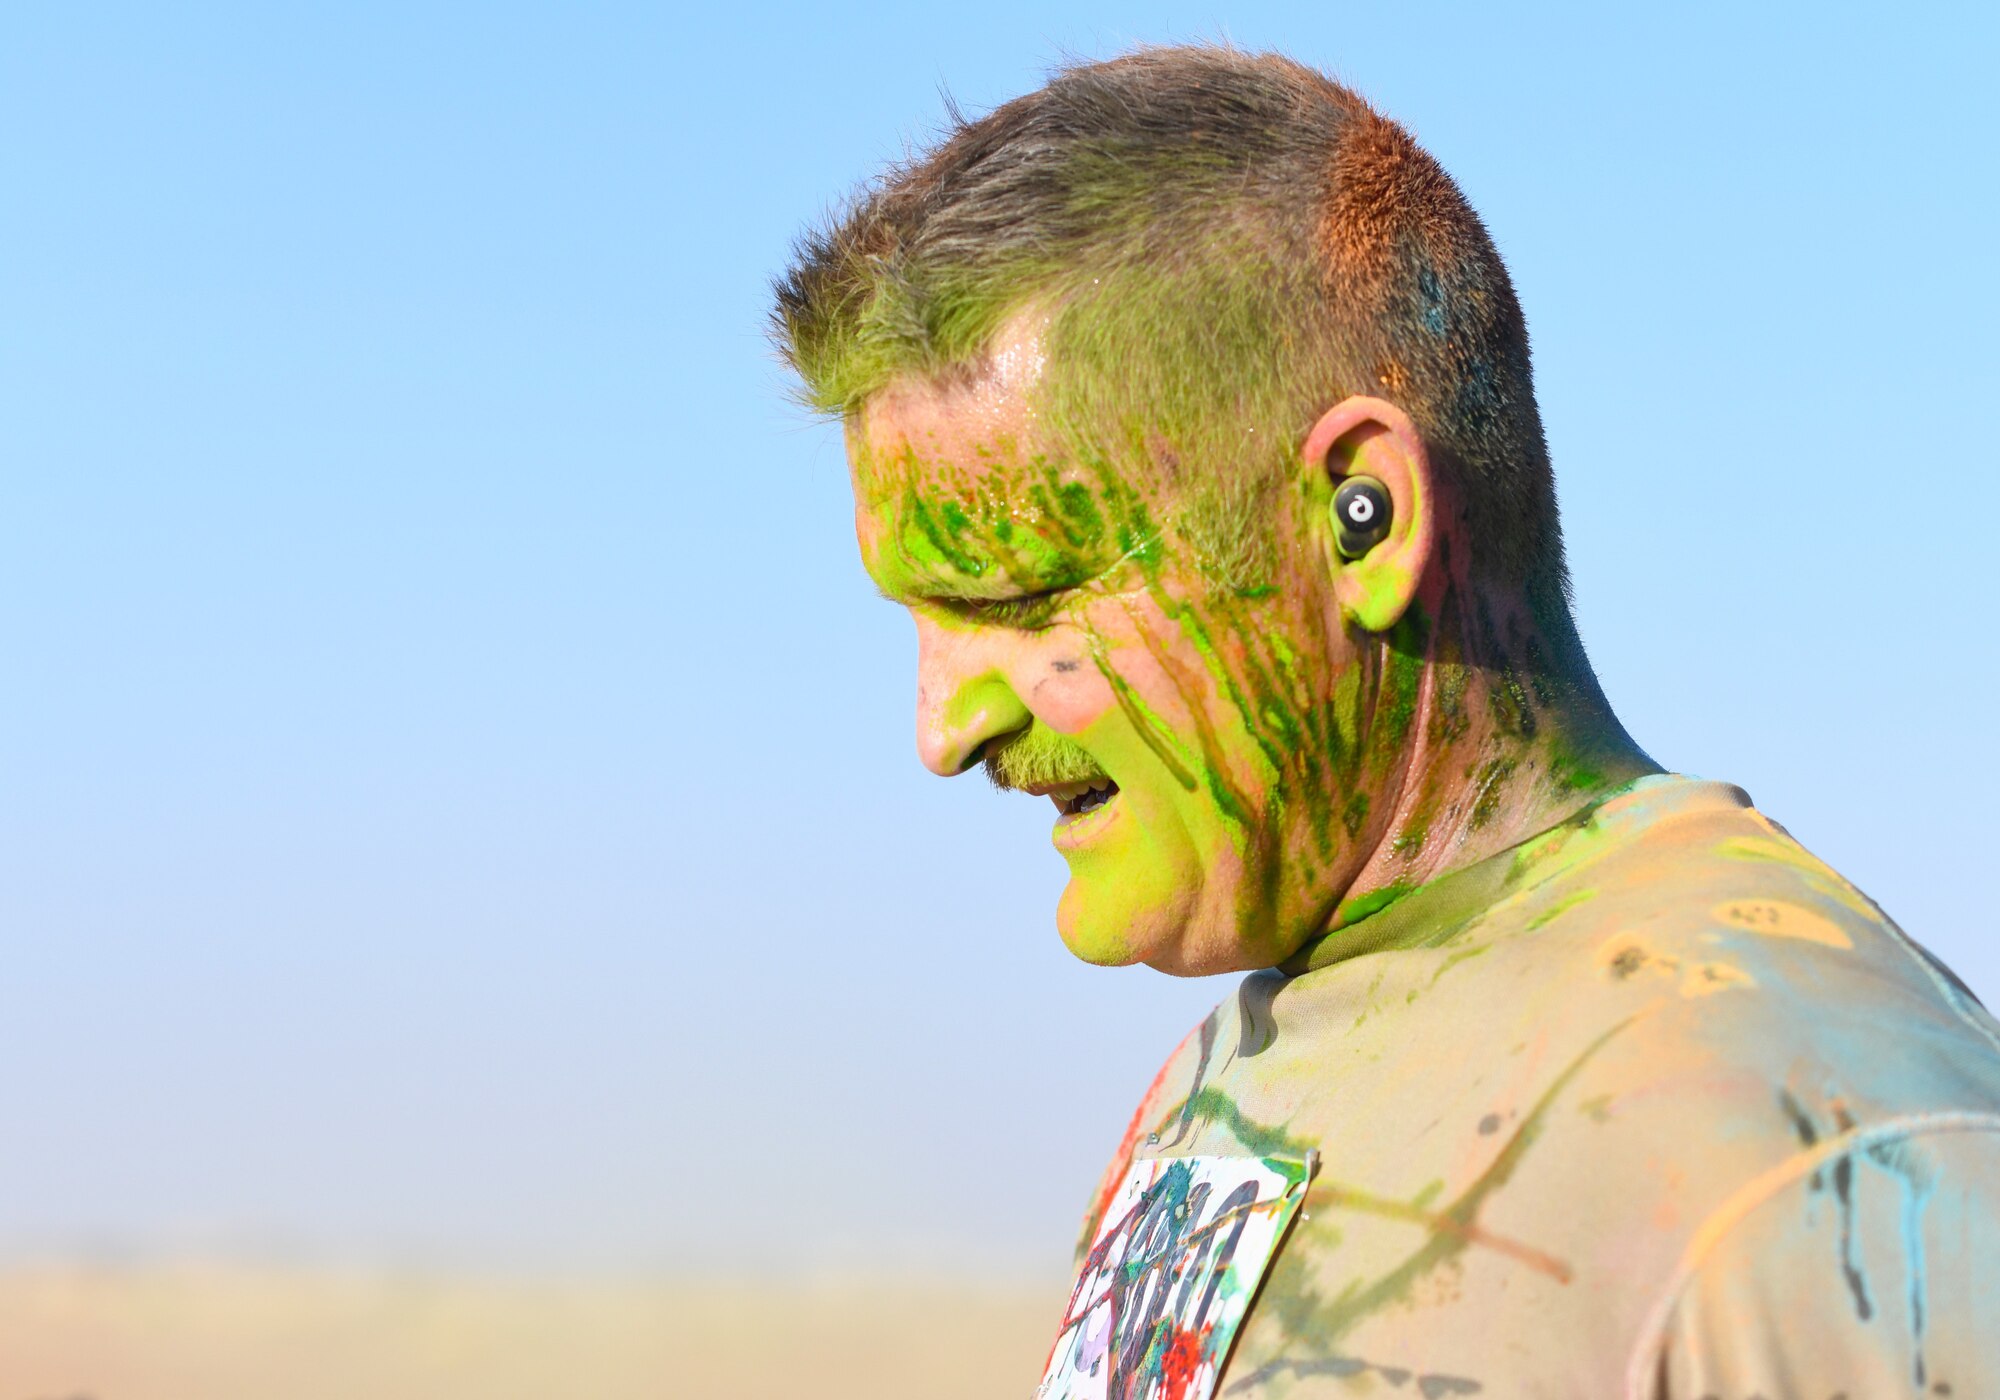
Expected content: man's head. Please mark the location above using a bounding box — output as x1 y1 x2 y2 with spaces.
773 47 1615 975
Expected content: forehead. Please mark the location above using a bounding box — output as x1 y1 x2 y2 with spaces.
847 324 1055 511
849 344 1165 597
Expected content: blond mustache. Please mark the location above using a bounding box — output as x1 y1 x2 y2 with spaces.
984 725 1105 791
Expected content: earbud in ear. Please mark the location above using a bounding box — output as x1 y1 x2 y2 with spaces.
1332 476 1393 559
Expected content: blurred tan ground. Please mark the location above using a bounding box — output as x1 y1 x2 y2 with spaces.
0 1265 1063 1400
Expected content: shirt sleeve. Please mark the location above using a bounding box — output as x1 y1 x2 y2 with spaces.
1649 1122 2000 1400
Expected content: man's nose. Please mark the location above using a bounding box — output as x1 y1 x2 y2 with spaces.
914 617 1032 776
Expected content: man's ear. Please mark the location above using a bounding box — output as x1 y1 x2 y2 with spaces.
1301 396 1436 633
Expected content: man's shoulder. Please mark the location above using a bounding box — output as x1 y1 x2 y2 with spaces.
1372 776 2000 1193
1078 779 2000 1393
1409 775 2000 1314
1493 775 2000 1114
1173 775 2000 1158
1224 779 2000 1391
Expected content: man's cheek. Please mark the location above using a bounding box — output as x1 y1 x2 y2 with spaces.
1022 641 1120 734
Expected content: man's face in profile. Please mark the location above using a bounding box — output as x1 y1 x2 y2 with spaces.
850 321 1383 977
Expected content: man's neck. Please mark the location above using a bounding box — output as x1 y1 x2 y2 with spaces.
1335 577 1659 928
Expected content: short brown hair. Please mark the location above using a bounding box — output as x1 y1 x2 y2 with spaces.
773 46 1566 604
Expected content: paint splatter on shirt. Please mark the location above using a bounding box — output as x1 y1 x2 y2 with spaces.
1067 776 2000 1398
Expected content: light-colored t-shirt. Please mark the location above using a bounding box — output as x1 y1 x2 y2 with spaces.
1068 776 2000 1398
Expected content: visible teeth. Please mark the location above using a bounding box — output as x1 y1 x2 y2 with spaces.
1045 777 1120 818
1071 782 1118 815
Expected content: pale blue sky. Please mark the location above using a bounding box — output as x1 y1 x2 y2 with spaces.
3 2 1995 1279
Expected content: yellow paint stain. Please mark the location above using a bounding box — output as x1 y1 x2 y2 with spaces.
1680 960 1755 998
1715 834 1804 866
1711 899 1851 948
1595 936 1753 998
1717 824 1879 922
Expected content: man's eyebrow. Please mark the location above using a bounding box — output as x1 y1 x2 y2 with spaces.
870 536 1157 607
873 578 1050 607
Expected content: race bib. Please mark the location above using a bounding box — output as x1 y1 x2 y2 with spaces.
1037 1152 1315 1400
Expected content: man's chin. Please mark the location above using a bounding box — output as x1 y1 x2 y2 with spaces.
1054 878 1213 972
1053 879 1143 966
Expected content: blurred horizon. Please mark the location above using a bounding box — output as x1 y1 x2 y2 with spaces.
4 0 1996 1285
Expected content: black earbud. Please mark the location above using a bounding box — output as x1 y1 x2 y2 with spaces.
1332 476 1393 559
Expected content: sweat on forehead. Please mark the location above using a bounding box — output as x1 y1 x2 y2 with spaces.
850 323 1055 490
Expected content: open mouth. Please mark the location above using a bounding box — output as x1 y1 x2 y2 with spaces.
1046 777 1120 821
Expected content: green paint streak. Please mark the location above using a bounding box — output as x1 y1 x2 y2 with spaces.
1545 733 1606 795
1172 1085 1316 1159
1468 757 1517 830
1428 660 1470 745
1525 887 1598 931
905 488 988 579
1379 623 1426 751
1124 602 1254 835
1171 603 1287 822
1336 880 1410 927
1282 1013 1642 1348
1430 942 1491 983
1503 800 1605 888
1094 647 1199 792
1340 791 1370 840
1044 471 1108 550
1204 595 1343 861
